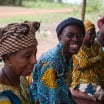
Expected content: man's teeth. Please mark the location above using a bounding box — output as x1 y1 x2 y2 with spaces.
70 44 79 48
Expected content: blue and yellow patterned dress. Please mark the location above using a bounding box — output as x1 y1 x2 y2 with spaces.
30 43 76 104
0 76 33 104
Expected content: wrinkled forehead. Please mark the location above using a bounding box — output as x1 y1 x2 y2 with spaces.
62 25 83 33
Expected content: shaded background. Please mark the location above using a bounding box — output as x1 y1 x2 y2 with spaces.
0 0 104 58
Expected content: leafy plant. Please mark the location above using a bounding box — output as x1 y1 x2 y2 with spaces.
86 0 102 13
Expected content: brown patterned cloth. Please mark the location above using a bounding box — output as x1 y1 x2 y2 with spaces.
0 21 40 60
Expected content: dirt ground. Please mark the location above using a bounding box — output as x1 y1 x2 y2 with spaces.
0 6 74 58
0 6 74 18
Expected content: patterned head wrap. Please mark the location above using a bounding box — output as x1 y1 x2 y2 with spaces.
97 17 104 29
0 21 40 59
84 20 95 32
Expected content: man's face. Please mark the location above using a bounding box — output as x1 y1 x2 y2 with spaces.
59 25 84 55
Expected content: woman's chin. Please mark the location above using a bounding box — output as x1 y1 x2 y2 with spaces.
70 48 80 54
69 46 80 54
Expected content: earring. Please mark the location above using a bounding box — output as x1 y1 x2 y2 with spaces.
8 63 12 67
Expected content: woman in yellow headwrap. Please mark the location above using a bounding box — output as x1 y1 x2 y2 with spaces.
70 20 104 103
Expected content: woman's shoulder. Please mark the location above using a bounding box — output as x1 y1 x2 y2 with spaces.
0 96 11 104
0 89 22 104
0 84 19 95
38 45 62 64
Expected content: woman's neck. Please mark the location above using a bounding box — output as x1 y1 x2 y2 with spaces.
1 66 20 87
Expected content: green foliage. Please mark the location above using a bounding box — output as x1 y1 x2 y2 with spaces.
22 1 76 9
86 0 102 13
0 1 103 26
0 10 80 25
33 0 60 2
0 0 24 5
35 0 51 2
0 0 10 5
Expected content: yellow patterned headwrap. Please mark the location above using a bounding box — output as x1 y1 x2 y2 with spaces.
84 20 95 32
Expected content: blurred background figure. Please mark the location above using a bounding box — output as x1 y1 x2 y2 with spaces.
97 17 104 52
71 20 104 104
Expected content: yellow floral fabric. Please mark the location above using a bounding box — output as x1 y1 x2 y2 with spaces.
30 43 75 104
41 68 57 88
0 101 11 104
84 20 95 32
72 42 103 88
0 96 11 104
95 41 104 88
0 76 33 104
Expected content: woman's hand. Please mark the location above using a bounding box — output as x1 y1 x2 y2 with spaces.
70 88 97 101
77 65 85 72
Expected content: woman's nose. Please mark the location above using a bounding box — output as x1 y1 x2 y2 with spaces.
72 35 78 41
31 55 37 64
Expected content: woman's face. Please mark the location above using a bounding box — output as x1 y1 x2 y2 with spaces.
83 28 96 47
6 45 37 76
59 25 84 55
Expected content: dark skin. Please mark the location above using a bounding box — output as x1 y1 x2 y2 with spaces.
83 28 96 48
97 24 104 46
59 25 84 65
0 45 37 87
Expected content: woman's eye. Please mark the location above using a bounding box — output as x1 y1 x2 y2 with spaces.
78 34 83 37
25 54 31 59
67 34 73 38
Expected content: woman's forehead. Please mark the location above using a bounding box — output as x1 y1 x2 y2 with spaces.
63 25 82 33
18 45 37 54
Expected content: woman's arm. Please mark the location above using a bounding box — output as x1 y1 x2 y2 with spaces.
70 88 96 101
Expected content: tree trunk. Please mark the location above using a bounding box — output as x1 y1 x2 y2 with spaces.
81 0 86 22
19 0 22 6
12 0 17 5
